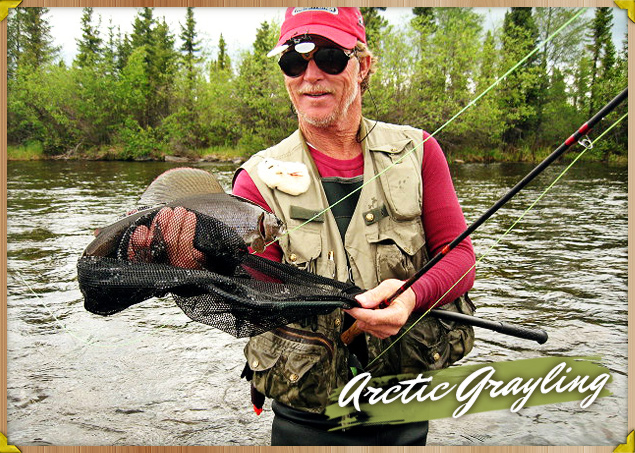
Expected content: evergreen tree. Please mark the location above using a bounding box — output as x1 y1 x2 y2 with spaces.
215 34 231 71
360 8 387 51
75 7 103 69
235 21 295 150
467 29 504 151
102 20 120 76
18 7 59 70
179 7 202 84
7 8 25 80
116 32 133 73
499 7 541 148
532 8 589 147
587 7 614 115
130 7 155 49
412 7 436 31
365 23 415 125
150 17 178 128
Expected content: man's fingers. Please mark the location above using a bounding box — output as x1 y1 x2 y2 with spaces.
355 279 403 308
128 225 150 260
127 206 203 269
130 225 150 248
150 207 174 244
174 210 204 269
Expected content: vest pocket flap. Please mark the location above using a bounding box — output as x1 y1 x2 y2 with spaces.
369 138 414 154
366 218 425 256
245 335 281 372
285 229 322 266
245 328 332 411
290 205 325 223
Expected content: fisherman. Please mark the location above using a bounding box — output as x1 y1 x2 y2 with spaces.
230 7 477 446
117 7 475 446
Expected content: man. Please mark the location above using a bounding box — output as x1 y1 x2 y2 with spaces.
231 7 476 446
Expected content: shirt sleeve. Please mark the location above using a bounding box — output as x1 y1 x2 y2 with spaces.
410 132 476 311
232 169 284 262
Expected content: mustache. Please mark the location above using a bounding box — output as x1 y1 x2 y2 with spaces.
298 86 334 95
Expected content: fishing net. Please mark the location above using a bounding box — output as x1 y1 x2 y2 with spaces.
78 207 360 338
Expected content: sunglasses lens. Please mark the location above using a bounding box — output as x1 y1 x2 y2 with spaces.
279 47 351 77
279 51 308 77
314 48 350 75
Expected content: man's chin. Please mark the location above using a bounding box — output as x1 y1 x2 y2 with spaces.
299 112 338 128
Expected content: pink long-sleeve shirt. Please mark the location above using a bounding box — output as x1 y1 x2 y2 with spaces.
233 131 475 311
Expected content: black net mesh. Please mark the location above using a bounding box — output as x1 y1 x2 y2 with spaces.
78 207 360 337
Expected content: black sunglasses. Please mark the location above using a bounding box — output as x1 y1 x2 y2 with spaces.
278 46 356 78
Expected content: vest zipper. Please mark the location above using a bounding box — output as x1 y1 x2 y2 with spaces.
274 326 334 361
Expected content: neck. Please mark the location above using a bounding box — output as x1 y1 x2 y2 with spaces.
299 112 364 160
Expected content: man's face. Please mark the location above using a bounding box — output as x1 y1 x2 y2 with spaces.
283 39 364 128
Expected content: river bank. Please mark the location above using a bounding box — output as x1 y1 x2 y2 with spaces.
6 144 627 165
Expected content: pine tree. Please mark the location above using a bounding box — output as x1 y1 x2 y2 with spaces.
412 7 436 31
216 34 231 71
102 20 120 76
532 8 589 148
360 8 387 51
499 7 541 148
130 7 155 49
18 7 59 70
75 7 103 69
179 7 202 84
235 20 295 150
7 8 25 80
150 17 178 127
587 7 614 115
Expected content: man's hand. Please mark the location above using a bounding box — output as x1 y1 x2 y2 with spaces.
344 279 416 339
127 206 205 269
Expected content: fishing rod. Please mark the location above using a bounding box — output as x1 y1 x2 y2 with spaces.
428 309 547 344
342 87 628 345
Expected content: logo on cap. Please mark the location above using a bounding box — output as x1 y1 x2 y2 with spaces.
292 7 339 16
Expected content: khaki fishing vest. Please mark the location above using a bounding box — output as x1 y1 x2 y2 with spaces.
237 118 474 414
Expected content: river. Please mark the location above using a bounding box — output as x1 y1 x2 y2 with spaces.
6 160 628 446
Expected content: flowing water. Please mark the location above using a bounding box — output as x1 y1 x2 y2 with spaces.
6 160 628 446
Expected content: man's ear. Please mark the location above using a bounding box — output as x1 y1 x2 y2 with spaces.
358 54 371 82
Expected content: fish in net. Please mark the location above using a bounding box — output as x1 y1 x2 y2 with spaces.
78 168 360 337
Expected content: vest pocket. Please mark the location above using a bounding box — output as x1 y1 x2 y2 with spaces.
244 327 334 413
371 140 422 220
283 228 322 273
398 316 451 373
399 298 475 374
367 218 426 282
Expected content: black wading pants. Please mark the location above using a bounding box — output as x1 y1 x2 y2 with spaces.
271 401 429 446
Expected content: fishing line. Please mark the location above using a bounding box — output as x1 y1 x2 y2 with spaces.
365 111 628 368
260 7 588 251
11 270 186 350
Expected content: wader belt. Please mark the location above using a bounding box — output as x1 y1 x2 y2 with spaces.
272 401 429 446
322 175 367 367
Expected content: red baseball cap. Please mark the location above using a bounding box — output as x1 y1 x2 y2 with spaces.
267 7 366 57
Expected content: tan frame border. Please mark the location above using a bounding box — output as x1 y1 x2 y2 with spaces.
1 1 631 452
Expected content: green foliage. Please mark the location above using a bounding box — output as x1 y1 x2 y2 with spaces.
117 118 165 160
233 21 297 151
16 7 60 70
75 7 103 69
360 8 387 51
6 7 628 162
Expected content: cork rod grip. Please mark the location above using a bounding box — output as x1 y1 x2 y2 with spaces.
340 321 364 345
340 293 398 345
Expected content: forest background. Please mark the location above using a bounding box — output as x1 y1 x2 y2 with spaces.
6 7 628 163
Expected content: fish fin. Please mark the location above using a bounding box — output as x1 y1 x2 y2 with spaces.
251 237 265 253
138 167 225 206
